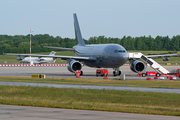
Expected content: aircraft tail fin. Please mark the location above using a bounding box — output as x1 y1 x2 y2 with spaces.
73 13 86 46
49 51 56 56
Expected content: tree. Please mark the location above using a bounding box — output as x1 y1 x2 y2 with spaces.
0 44 11 53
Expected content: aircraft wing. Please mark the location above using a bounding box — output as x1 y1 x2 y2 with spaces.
146 54 178 58
4 53 96 61
43 46 75 51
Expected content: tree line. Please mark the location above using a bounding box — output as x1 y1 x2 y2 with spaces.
0 34 180 54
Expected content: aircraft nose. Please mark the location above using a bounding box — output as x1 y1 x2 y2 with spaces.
120 53 128 63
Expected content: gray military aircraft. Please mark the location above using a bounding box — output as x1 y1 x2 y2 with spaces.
4 13 177 76
44 13 128 76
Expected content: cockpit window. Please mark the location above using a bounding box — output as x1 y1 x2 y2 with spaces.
114 50 126 53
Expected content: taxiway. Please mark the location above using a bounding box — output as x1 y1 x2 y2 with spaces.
1 104 180 120
0 65 179 80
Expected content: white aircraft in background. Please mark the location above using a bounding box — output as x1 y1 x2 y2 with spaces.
16 51 56 64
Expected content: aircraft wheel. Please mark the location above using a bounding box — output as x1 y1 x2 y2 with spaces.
80 71 83 76
113 71 116 76
156 73 160 77
119 71 121 75
142 73 146 77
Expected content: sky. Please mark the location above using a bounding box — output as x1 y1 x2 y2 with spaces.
0 0 180 40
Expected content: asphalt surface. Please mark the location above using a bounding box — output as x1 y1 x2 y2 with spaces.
1 104 180 120
0 65 180 120
0 65 179 80
1 81 180 94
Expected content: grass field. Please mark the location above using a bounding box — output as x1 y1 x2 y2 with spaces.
1 51 180 64
1 76 180 89
0 85 180 116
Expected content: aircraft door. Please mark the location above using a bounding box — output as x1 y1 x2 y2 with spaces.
105 47 111 58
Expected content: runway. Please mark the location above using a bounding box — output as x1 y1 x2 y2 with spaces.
1 104 180 120
0 65 179 80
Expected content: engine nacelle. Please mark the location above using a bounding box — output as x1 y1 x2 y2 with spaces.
67 60 82 73
130 60 145 73
17 56 23 61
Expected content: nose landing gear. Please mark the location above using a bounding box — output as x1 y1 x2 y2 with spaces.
113 68 121 76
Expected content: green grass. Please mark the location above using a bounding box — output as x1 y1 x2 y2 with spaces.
1 76 180 89
0 85 180 116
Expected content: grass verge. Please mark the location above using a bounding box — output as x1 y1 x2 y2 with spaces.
0 76 180 89
0 85 180 116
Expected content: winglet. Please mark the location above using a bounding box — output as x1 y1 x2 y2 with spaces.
73 13 85 46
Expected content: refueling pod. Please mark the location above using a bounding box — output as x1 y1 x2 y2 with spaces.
130 60 145 73
67 60 82 73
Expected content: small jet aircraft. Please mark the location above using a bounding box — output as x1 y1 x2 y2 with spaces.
4 13 177 76
10 51 56 64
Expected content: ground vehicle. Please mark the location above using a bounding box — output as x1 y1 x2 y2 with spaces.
96 69 108 77
159 76 165 80
169 69 180 77
137 71 161 77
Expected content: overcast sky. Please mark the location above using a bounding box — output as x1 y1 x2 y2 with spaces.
0 0 180 39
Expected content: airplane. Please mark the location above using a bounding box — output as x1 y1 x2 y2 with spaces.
8 51 56 64
4 13 177 76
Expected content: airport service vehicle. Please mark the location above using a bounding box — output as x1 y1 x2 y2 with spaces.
171 77 177 80
4 13 177 76
159 76 165 80
138 71 162 77
169 69 180 77
96 69 108 77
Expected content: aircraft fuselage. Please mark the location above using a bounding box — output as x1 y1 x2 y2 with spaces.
73 44 128 68
20 57 54 64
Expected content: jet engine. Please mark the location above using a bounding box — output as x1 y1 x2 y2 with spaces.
67 60 82 73
17 56 23 61
163 56 169 61
130 60 145 73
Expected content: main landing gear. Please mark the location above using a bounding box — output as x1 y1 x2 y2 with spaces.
113 68 121 76
80 71 83 76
